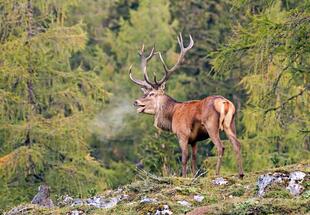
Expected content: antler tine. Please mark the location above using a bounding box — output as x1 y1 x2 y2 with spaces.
157 51 169 80
141 45 157 88
128 64 153 89
178 33 183 48
185 34 194 51
157 33 194 85
146 46 155 61
153 72 159 85
138 44 145 56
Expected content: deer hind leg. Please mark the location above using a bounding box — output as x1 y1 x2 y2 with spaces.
213 136 225 176
224 121 244 178
191 143 197 176
205 125 225 176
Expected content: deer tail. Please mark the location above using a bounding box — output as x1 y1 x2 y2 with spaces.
223 101 235 130
218 102 225 131
214 98 236 131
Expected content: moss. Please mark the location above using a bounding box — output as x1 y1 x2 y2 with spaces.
301 190 310 199
169 176 195 186
203 194 219 204
228 199 273 215
135 202 162 215
175 186 198 195
206 198 310 215
264 184 291 198
126 180 167 194
99 203 138 215
302 179 310 189
228 185 246 197
264 189 291 198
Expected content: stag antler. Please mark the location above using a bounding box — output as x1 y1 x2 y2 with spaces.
129 33 194 89
156 33 194 86
129 44 157 89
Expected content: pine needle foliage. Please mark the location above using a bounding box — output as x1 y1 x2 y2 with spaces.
0 0 110 209
211 0 309 169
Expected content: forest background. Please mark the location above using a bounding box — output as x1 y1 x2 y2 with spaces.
0 0 309 210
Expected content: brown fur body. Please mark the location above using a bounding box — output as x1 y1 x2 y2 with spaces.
129 34 244 178
148 94 244 178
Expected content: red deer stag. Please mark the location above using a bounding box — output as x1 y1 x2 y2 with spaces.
129 34 244 178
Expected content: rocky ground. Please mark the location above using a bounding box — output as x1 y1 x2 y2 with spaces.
4 161 310 215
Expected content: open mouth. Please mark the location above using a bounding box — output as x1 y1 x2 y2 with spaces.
136 105 145 113
133 101 146 113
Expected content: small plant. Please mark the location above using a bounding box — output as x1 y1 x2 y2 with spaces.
229 186 246 197
87 188 97 197
204 195 218 204
229 199 273 215
230 200 254 215
301 190 310 199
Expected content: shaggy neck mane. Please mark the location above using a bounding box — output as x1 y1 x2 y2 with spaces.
154 95 177 132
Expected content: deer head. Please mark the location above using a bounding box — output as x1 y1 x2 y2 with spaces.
129 33 194 114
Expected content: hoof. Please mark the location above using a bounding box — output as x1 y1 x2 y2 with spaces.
239 173 244 179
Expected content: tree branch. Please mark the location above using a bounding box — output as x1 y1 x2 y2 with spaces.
264 87 308 114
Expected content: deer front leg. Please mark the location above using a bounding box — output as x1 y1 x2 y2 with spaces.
179 138 189 177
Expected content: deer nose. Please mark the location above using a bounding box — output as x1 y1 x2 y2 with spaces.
133 100 138 106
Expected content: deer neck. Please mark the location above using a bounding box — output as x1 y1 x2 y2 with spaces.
154 95 177 132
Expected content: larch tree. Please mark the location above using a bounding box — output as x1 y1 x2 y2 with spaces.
211 0 309 170
0 0 110 209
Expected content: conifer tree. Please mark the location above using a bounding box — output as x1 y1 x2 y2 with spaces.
0 0 110 208
211 0 309 169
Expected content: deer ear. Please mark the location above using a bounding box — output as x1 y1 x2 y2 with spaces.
159 82 166 91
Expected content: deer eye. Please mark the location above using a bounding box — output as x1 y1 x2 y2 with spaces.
148 92 155 97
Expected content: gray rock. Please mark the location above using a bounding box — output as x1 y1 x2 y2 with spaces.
287 183 304 196
100 197 119 209
85 195 127 208
57 195 74 207
57 193 128 209
257 173 288 197
193 195 204 202
257 174 276 197
5 205 36 215
154 204 173 215
140 197 157 203
177 200 191 207
155 209 173 215
114 188 123 194
31 185 54 208
287 171 306 196
85 196 102 207
289 171 306 181
212 177 228 185
68 209 85 215
257 172 307 197
71 198 84 207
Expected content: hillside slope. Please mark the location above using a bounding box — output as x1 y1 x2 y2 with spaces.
5 161 310 215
